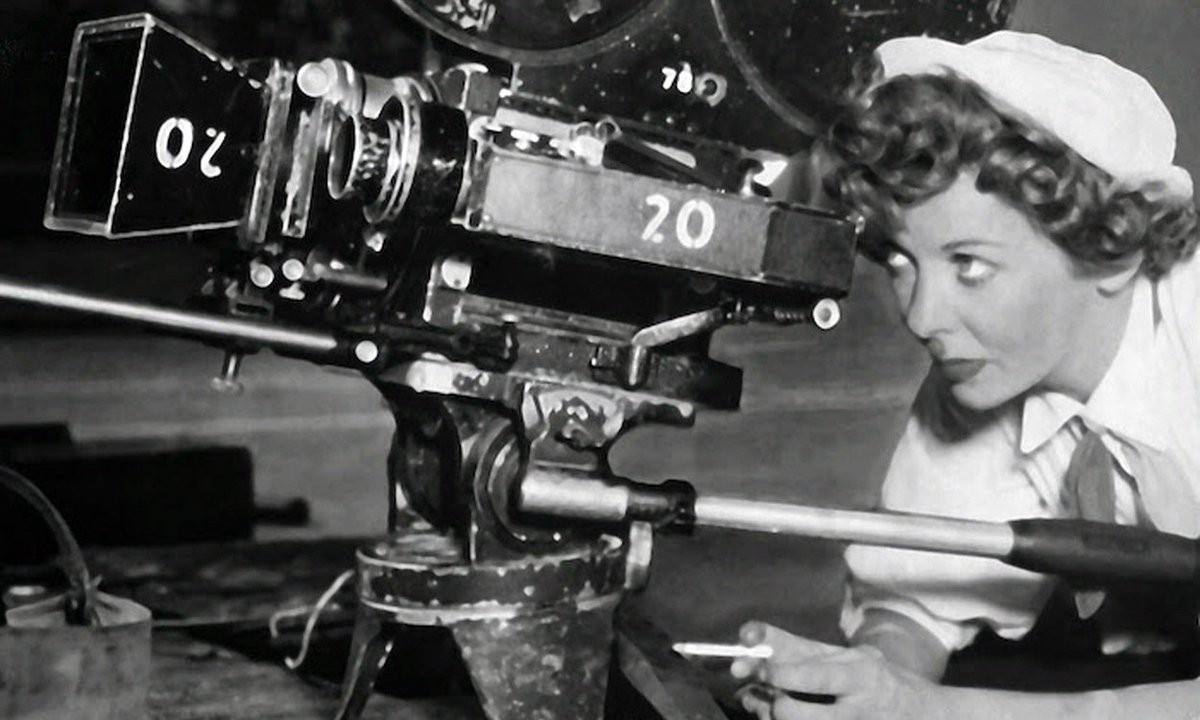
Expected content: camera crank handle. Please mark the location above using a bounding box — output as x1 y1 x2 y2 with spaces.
1005 518 1200 586
517 472 1200 589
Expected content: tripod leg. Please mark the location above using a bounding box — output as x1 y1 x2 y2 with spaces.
334 606 396 720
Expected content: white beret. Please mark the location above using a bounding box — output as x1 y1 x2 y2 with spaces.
876 31 1193 200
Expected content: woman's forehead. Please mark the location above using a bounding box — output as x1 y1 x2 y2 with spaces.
893 173 1047 254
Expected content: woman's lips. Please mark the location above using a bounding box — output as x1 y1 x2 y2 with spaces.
938 358 986 383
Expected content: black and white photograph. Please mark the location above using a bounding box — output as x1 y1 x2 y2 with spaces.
1 1 1199 718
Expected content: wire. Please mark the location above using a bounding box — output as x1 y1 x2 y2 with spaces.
0 464 100 626
268 569 355 671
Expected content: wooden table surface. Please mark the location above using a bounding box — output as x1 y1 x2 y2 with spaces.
149 631 481 720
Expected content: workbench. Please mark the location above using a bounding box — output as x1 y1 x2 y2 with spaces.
149 631 479 720
79 536 745 720
16 522 1178 719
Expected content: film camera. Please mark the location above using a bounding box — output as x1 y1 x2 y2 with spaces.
24 2 1011 718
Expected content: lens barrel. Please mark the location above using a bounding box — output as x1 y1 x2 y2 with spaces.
327 93 468 225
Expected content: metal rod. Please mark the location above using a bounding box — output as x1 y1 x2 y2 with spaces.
692 496 1015 559
518 470 631 522
521 475 1200 585
312 262 389 292
0 275 340 356
516 472 1015 561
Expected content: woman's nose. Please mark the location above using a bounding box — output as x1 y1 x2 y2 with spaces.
903 276 947 343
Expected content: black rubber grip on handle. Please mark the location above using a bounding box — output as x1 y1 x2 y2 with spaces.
1008 518 1200 586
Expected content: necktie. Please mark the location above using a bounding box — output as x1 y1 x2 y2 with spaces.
1060 426 1116 618
1062 428 1117 523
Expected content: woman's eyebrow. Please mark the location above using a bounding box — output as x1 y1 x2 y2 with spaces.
942 238 1001 253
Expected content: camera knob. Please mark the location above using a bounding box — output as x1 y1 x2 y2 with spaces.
210 350 245 395
811 298 841 330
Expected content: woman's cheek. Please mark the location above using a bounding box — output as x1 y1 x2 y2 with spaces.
976 295 1059 394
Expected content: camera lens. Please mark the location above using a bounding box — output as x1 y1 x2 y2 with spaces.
327 113 390 203
326 95 468 226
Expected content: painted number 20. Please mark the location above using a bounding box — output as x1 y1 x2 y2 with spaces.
155 117 226 178
641 194 716 249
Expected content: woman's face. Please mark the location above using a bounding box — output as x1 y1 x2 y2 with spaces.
885 171 1105 410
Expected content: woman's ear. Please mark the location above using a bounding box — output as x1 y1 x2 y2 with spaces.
1096 252 1143 295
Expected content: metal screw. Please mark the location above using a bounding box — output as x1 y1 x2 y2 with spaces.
354 340 380 364
851 212 867 236
438 255 473 290
463 209 485 230
249 262 275 288
278 283 306 301
281 258 306 282
365 230 386 252
210 350 244 394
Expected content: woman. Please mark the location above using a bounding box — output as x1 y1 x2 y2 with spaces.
733 31 1200 718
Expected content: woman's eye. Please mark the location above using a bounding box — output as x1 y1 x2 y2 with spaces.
953 254 995 284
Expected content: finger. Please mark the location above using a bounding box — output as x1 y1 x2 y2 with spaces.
735 644 852 681
772 693 849 720
740 621 769 645
761 656 870 696
739 684 775 720
739 622 844 663
741 684 832 720
731 657 766 679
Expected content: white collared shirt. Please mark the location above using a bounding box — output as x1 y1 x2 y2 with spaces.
841 251 1200 651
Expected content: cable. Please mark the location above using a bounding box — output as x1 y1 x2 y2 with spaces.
269 569 355 671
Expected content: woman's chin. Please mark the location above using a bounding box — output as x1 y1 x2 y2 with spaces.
946 378 1010 412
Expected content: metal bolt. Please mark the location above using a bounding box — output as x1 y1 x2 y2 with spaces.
365 230 386 252
812 298 841 330
210 350 244 394
281 258 306 282
278 283 306 301
851 212 867 236
438 255 473 290
249 262 275 288
296 60 333 98
463 209 486 230
354 340 380 364
623 344 651 389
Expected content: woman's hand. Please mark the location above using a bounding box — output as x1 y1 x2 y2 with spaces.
730 621 949 720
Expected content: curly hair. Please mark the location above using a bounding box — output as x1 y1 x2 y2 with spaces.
822 57 1198 279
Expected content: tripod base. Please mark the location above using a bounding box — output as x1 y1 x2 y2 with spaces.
334 528 627 720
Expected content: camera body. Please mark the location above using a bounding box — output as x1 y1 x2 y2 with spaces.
43 9 856 386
